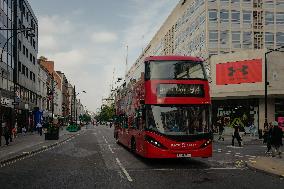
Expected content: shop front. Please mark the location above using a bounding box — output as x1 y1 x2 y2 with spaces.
275 98 284 131
212 99 259 133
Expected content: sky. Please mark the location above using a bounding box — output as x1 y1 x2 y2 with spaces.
28 0 179 112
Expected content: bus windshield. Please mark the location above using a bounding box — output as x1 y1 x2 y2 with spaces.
146 60 206 80
146 105 211 135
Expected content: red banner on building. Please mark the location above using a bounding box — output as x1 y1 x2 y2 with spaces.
216 59 262 85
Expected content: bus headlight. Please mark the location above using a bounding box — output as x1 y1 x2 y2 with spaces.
200 139 212 149
144 135 167 149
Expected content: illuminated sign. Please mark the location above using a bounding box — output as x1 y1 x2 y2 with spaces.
216 59 262 85
157 84 204 97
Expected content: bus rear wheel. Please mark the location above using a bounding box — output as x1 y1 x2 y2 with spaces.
131 138 136 153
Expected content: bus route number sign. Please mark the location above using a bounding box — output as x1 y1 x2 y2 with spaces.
157 84 204 97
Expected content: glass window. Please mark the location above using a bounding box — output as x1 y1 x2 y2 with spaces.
265 12 274 25
209 9 218 22
220 10 229 22
243 11 252 23
276 12 284 24
264 0 274 9
243 31 252 48
209 30 218 42
276 0 284 8
22 65 25 75
18 61 21 72
146 105 211 135
220 30 229 45
232 11 240 23
276 32 284 46
243 0 251 4
265 32 274 47
231 0 240 4
146 61 206 80
26 67 28 77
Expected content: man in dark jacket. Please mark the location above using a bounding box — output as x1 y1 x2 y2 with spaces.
232 125 242 147
270 121 283 158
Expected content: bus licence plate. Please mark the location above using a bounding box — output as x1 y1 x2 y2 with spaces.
177 154 191 158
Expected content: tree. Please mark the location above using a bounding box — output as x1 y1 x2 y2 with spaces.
79 114 92 123
96 104 115 122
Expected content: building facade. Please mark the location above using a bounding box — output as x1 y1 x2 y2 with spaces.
39 59 62 118
0 0 38 131
133 0 284 67
57 71 70 123
210 49 284 131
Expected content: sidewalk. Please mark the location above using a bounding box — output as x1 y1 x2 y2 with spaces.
0 127 79 163
246 156 284 177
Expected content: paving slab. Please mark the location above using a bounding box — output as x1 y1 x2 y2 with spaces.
246 156 284 177
0 128 81 163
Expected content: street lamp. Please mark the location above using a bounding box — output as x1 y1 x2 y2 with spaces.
74 89 86 126
264 46 284 126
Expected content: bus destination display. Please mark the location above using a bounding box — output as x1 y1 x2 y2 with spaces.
157 84 204 97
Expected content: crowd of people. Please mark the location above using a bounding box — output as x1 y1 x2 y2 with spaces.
0 117 63 147
263 121 283 158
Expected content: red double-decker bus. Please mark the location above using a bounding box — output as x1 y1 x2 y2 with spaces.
114 56 212 158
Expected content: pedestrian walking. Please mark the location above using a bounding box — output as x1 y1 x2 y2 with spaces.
217 118 224 141
270 121 283 158
0 119 2 147
265 122 273 153
22 126 27 135
36 123 43 136
232 125 242 147
3 122 10 146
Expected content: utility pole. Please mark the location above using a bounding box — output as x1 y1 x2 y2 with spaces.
13 0 18 127
73 85 76 125
51 73 54 127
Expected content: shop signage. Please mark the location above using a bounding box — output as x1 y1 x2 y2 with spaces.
157 84 204 97
216 59 262 85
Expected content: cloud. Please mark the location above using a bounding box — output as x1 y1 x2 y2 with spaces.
121 0 178 65
91 32 118 43
39 35 57 51
39 15 73 36
34 0 179 112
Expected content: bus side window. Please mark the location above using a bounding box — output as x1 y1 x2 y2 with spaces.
123 115 128 129
135 108 145 130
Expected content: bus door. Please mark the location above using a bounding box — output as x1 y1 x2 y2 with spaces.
133 108 145 153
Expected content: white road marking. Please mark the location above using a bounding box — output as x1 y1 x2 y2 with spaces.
128 167 241 172
115 158 133 182
209 167 240 170
235 155 244 158
227 145 243 149
108 145 114 154
103 136 108 144
225 153 231 155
